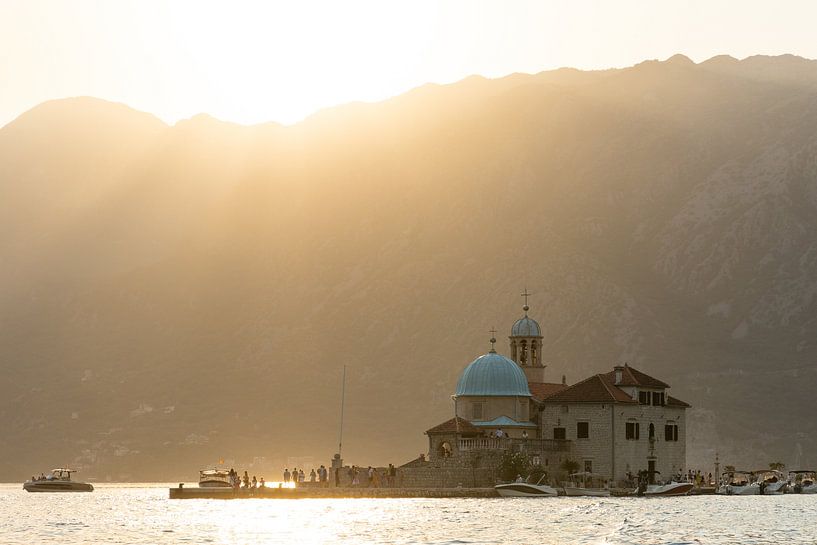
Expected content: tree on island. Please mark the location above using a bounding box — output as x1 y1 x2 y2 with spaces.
768 462 785 472
498 451 528 482
723 465 736 473
560 458 581 478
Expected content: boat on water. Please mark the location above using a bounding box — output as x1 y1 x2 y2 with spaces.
23 469 93 492
199 468 232 488
495 475 558 497
562 472 610 497
632 469 693 496
750 470 787 495
635 481 694 496
716 470 758 495
789 470 817 494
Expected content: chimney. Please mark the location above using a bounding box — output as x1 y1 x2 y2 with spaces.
614 365 624 385
561 374 566 385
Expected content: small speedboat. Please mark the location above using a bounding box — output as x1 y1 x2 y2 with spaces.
642 481 694 496
496 475 558 497
562 472 610 497
23 469 93 492
750 470 787 495
199 468 232 488
716 471 758 495
788 470 817 494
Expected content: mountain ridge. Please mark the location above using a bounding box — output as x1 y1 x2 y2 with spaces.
1 53 817 480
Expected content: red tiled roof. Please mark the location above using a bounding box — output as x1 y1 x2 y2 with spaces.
542 374 636 404
425 417 481 435
602 365 670 389
528 382 569 401
666 395 691 408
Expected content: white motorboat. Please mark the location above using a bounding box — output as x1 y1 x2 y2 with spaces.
789 470 817 494
496 475 558 497
23 469 93 492
750 470 787 495
634 470 693 496
199 468 232 488
716 471 758 495
641 481 694 496
562 472 611 497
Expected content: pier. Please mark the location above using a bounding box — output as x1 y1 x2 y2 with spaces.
169 486 500 499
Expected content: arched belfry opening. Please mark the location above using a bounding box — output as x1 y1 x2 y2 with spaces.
509 289 546 382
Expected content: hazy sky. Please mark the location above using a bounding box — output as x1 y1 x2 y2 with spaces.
2 0 816 127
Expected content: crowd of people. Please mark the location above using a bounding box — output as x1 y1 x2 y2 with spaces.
676 469 713 487
227 468 266 489
344 464 397 487
221 463 399 489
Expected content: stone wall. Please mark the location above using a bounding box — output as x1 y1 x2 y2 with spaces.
540 402 615 480
613 404 686 482
398 455 500 488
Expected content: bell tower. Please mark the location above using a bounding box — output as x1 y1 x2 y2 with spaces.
509 289 546 383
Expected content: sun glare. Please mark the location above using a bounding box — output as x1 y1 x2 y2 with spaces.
162 1 441 125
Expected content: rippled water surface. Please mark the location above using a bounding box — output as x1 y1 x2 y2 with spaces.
2 484 816 544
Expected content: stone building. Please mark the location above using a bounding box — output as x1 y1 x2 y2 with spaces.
398 297 690 487
539 365 689 484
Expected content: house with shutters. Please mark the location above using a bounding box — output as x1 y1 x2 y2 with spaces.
538 364 690 484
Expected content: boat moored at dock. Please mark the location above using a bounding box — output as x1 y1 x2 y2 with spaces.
750 470 787 495
562 472 610 497
494 482 559 497
495 475 558 497
199 468 232 488
716 471 758 495
789 470 817 494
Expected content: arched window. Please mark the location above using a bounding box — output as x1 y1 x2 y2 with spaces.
437 441 452 459
531 340 538 366
649 423 655 440
519 340 527 365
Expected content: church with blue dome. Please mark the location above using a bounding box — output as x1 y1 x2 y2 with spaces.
398 292 690 489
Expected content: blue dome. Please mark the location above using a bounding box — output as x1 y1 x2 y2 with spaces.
511 316 541 337
455 352 531 397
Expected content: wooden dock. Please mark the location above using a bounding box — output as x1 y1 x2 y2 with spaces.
169 486 500 499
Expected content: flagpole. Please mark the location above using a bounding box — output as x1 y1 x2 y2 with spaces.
338 365 346 458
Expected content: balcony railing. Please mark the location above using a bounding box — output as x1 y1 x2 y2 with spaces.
458 438 571 452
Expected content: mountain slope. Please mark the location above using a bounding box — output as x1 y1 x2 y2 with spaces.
1 55 817 480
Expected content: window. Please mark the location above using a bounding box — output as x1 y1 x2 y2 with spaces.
665 423 679 442
649 423 655 440
652 392 663 406
561 405 569 414
577 422 589 439
584 460 593 474
471 402 483 420
626 421 640 440
638 391 649 405
553 427 566 440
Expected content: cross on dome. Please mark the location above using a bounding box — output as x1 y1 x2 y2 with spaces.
521 288 532 313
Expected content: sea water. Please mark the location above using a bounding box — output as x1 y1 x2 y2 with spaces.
1 483 815 544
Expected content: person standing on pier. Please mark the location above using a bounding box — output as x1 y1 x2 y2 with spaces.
298 469 305 483
252 475 257 488
388 464 396 488
283 468 290 483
